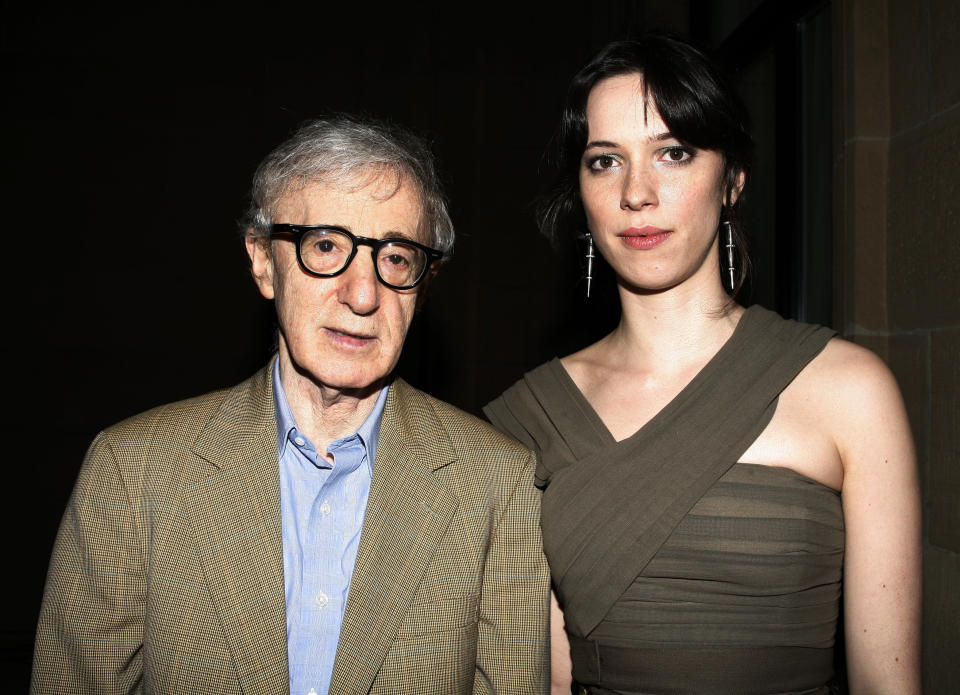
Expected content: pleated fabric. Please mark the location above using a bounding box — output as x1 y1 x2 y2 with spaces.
485 305 842 695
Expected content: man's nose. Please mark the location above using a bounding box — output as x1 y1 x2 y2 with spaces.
337 250 381 315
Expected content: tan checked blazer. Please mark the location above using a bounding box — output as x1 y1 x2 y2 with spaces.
32 363 549 694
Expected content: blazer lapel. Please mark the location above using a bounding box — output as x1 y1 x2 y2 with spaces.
329 379 459 695
185 363 289 695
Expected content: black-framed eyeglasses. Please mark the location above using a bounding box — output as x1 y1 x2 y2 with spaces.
269 224 444 290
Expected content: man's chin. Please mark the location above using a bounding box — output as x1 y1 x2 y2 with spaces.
309 368 392 400
280 352 390 399
326 377 390 398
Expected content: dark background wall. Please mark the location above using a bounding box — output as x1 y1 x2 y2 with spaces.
833 1 960 691
3 4 679 686
5 2 957 692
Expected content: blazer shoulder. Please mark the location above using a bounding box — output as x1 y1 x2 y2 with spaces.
98 363 272 455
84 365 273 499
396 380 534 461
104 388 230 437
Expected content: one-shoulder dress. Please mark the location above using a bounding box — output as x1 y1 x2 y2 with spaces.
485 306 843 695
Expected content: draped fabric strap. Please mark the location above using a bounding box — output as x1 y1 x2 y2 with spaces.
519 306 837 637
568 635 835 695
485 356 613 486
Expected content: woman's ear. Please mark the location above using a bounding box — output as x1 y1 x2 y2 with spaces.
244 234 276 300
726 168 746 207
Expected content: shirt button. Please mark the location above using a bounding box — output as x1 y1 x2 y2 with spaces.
294 436 306 446
315 590 329 609
320 501 332 516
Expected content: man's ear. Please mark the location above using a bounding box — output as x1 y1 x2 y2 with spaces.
415 265 441 309
244 234 276 300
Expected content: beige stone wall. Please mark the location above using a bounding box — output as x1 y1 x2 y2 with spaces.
837 0 960 691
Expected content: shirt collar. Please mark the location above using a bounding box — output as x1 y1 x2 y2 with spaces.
272 357 389 472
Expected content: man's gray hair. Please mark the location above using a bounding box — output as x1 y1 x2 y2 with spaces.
243 116 454 257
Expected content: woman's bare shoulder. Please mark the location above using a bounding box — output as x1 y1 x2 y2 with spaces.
804 337 903 405
800 336 912 465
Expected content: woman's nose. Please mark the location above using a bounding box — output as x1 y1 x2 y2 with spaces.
621 166 657 210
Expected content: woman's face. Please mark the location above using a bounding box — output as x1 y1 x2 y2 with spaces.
579 73 740 294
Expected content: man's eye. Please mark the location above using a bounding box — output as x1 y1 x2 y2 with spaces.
383 253 410 267
314 239 336 253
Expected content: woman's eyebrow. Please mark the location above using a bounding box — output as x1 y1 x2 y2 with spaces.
584 132 676 150
584 139 619 149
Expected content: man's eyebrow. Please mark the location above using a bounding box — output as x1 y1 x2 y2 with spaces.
309 224 417 241
384 231 419 242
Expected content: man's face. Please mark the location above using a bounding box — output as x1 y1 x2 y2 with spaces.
247 174 425 396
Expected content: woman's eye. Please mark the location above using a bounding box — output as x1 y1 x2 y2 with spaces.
662 147 692 163
588 154 619 171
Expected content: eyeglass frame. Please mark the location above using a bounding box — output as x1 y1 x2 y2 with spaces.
269 223 444 290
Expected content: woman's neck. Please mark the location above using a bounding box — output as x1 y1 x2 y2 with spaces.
605 276 743 374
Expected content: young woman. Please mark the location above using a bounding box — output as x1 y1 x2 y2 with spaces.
486 35 920 695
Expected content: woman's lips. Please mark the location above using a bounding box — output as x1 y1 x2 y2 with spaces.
618 227 672 250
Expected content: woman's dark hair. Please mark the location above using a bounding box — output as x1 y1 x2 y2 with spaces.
539 34 754 297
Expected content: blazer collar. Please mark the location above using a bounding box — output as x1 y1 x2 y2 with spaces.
329 378 461 694
186 360 289 695
187 364 461 695
193 358 277 471
377 377 457 473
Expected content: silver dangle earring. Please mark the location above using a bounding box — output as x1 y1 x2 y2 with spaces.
723 221 735 291
581 232 595 298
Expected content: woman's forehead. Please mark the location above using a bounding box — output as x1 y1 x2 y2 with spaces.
586 74 667 140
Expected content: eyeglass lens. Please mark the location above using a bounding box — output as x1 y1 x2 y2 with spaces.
299 228 428 287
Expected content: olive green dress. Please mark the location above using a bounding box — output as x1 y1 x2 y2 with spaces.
485 306 842 695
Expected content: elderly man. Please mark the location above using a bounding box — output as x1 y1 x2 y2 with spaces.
32 117 549 695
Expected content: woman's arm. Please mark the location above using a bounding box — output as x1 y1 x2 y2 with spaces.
550 590 574 695
827 341 922 694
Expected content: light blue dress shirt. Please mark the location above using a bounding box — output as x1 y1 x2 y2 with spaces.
273 361 388 695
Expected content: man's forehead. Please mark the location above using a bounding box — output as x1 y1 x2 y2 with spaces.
275 173 426 236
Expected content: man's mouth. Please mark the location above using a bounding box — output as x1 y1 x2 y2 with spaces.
325 327 376 348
